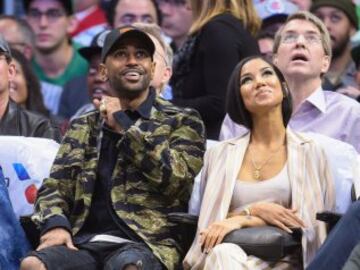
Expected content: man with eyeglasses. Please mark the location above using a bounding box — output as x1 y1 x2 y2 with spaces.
109 0 161 28
220 11 360 153
156 0 192 52
23 0 89 116
20 26 205 270
0 15 35 60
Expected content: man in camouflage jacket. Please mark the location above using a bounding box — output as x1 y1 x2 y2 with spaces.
21 26 205 270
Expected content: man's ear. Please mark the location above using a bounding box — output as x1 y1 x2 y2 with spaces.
350 25 357 36
272 53 278 65
7 61 16 81
162 66 172 85
98 63 108 82
66 15 78 35
150 61 156 80
22 45 33 61
321 54 331 74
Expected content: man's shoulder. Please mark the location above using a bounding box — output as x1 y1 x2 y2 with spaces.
154 97 202 119
323 90 360 110
70 110 99 125
15 103 50 125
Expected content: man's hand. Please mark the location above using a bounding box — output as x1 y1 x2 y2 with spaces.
250 202 305 233
93 96 123 133
37 228 78 251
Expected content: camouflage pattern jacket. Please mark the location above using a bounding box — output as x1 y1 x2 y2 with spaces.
32 96 206 269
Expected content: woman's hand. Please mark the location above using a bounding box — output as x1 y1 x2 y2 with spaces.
250 202 305 233
199 215 265 253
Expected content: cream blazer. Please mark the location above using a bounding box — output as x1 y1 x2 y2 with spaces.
183 129 335 269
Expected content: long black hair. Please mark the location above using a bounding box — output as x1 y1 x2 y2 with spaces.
11 49 50 117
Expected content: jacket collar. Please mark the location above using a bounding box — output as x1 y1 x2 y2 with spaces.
224 127 312 147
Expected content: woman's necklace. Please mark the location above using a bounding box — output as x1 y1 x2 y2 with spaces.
248 143 285 180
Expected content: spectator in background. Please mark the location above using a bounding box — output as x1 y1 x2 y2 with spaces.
70 30 113 119
311 0 359 91
9 49 50 118
220 11 360 153
0 15 35 60
108 0 161 28
350 43 360 101
257 31 275 62
71 0 108 46
170 0 261 140
24 0 89 116
0 34 61 142
289 0 312 10
254 0 298 35
133 22 173 98
157 0 192 52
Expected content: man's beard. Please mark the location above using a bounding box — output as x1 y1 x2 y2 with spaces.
332 36 350 59
109 74 152 100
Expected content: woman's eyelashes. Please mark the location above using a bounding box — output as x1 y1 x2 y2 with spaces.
240 69 274 86
240 76 252 85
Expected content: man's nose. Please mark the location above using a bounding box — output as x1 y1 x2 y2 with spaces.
126 53 138 65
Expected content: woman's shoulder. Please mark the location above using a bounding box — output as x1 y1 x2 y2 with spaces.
203 13 245 32
200 13 257 45
205 134 249 157
207 13 242 25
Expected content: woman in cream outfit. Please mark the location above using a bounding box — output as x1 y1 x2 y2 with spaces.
183 56 335 270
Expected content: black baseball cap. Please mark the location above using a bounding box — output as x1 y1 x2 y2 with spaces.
0 34 11 58
79 30 110 61
23 0 74 15
101 26 155 63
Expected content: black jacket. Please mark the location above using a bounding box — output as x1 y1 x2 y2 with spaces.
0 100 61 142
171 13 260 139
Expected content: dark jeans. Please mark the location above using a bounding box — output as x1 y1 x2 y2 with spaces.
307 201 360 270
27 241 164 270
0 174 30 270
343 243 360 270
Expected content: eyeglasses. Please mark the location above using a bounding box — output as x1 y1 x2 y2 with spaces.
281 33 322 44
156 0 187 6
27 8 66 23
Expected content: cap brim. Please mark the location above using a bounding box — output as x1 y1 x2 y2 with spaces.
79 47 102 61
101 29 155 63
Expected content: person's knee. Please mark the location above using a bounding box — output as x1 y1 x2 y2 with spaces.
20 256 47 270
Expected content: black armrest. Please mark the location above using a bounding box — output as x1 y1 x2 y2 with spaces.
316 211 342 232
351 184 357 202
20 215 40 249
168 212 198 225
168 212 198 256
